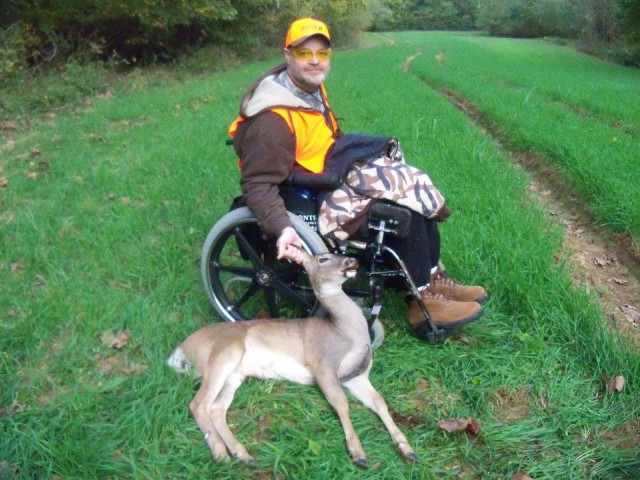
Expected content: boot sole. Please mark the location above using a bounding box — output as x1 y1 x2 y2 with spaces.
434 307 484 329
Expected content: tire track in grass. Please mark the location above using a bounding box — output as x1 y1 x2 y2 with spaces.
435 85 640 344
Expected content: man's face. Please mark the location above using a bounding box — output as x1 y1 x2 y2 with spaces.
284 36 331 92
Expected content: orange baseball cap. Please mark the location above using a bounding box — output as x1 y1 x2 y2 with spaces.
285 17 331 48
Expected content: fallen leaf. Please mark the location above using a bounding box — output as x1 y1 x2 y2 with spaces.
101 329 131 349
26 172 38 180
0 460 20 476
437 417 482 436
539 393 549 409
613 376 625 392
617 305 640 325
0 177 8 187
30 148 41 158
1 120 18 131
465 418 481 436
10 261 24 274
438 418 469 433
601 374 626 394
308 439 322 455
391 409 424 427
609 277 628 285
594 256 614 267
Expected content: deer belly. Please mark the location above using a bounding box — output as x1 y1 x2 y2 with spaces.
240 346 315 384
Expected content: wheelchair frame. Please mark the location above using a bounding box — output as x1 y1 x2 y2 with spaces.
200 174 449 344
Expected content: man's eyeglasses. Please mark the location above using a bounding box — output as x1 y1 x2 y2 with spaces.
289 48 332 62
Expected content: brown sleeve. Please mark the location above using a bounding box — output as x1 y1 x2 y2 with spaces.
233 111 296 238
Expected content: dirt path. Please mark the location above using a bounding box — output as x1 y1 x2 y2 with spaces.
436 87 640 344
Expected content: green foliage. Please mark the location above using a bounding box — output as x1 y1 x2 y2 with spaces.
2 33 640 479
619 0 640 64
369 0 478 31
477 0 578 37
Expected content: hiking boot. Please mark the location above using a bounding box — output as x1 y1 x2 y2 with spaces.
409 289 483 330
430 270 488 303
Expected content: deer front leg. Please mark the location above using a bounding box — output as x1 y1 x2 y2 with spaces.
343 375 418 463
315 370 369 468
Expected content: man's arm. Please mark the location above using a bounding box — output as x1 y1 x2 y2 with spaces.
234 112 304 260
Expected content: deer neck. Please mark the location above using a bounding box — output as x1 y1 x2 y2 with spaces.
315 284 368 333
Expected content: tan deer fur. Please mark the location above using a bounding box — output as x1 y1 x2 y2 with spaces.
167 251 417 468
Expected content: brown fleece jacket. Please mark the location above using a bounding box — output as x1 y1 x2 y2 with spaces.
232 111 298 238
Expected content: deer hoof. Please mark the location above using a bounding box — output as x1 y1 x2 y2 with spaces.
405 451 419 463
355 458 370 469
233 452 255 464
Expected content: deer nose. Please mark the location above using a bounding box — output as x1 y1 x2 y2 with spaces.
345 257 358 269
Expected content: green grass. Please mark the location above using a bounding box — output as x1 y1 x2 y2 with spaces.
391 31 640 248
2 33 640 479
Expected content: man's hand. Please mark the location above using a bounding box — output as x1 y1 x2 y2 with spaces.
277 226 305 263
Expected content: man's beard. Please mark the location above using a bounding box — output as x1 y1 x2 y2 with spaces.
300 68 329 88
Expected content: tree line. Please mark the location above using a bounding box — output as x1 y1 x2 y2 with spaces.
1 0 639 80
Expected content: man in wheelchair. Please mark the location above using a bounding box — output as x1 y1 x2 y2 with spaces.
226 17 487 341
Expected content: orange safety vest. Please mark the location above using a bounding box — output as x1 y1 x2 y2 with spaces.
229 85 339 174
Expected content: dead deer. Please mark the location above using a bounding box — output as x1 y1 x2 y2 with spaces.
168 251 417 468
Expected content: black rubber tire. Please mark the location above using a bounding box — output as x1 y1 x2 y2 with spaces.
200 207 328 322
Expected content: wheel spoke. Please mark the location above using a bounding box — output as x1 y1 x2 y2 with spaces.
233 226 267 268
271 277 315 313
264 286 279 317
211 261 254 279
234 282 261 310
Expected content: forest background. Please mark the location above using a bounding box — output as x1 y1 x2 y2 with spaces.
2 0 640 114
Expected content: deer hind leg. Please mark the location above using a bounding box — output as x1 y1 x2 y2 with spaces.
190 380 229 462
315 371 369 468
209 373 254 462
343 375 418 463
189 347 253 462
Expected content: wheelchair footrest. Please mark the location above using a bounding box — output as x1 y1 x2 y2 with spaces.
410 323 451 343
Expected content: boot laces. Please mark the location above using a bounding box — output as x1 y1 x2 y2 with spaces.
432 271 458 289
423 287 449 304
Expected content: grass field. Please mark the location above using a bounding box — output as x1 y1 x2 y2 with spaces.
1 32 639 479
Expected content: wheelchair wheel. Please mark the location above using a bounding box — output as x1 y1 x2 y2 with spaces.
201 207 328 322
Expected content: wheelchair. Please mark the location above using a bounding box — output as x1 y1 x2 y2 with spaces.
200 171 450 344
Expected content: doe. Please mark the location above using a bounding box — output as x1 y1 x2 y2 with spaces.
167 251 417 467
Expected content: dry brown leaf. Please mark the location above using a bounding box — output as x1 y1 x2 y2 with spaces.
101 329 131 349
1 120 18 131
0 177 8 188
539 393 549 409
0 460 20 476
465 418 481 436
10 261 24 274
438 418 469 433
613 376 625 392
594 256 614 267
617 305 640 325
26 172 38 180
437 417 482 436
98 354 119 375
601 374 626 394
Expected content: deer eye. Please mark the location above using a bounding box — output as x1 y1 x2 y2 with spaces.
318 257 329 264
